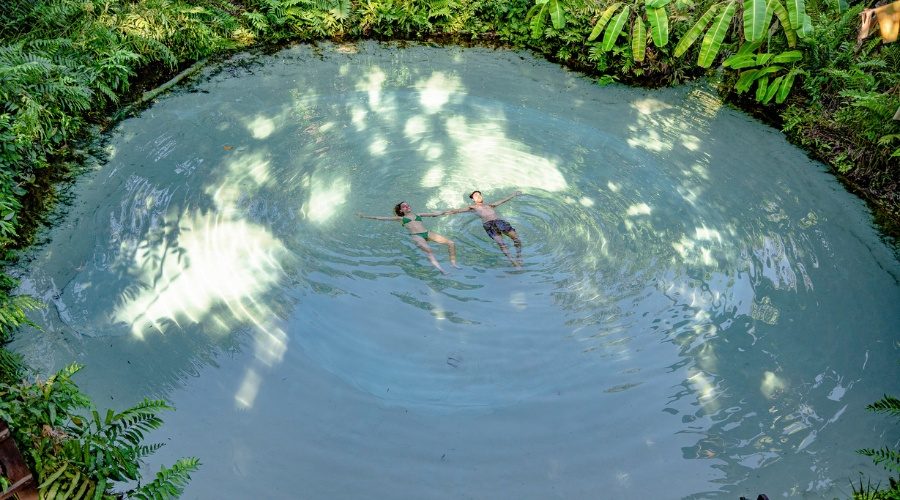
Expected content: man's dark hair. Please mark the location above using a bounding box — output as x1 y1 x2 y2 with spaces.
469 190 481 200
394 202 405 216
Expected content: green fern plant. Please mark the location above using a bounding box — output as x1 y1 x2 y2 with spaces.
854 395 900 499
0 348 24 385
0 292 41 343
130 457 201 499
0 364 199 499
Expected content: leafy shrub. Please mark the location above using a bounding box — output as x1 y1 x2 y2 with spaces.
0 363 199 499
854 395 900 499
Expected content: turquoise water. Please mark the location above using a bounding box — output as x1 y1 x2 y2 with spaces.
11 42 900 498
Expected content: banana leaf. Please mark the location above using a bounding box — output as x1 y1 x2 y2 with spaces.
771 50 803 63
602 6 631 51
776 69 797 103
723 53 758 68
755 76 770 101
549 0 566 29
743 0 770 41
825 0 848 12
647 6 669 47
633 18 647 61
799 12 812 37
736 69 759 92
531 2 548 38
698 1 736 68
673 3 720 57
647 0 673 8
767 0 797 46
787 0 805 30
589 3 623 41
763 75 783 103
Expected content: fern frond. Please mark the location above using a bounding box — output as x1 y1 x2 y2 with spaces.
858 447 900 472
866 395 900 417
0 348 24 383
0 293 41 340
242 11 270 32
131 457 200 500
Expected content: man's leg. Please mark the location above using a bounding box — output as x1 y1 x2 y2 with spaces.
492 234 520 267
506 229 522 262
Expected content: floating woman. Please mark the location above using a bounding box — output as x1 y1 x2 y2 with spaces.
358 201 459 274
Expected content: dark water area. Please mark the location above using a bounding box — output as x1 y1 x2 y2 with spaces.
11 42 900 498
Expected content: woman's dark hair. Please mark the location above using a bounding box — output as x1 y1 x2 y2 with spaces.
469 190 481 200
394 202 405 216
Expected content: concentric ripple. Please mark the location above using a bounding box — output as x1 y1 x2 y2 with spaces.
11 42 900 498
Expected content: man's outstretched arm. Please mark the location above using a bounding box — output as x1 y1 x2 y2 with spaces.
490 191 523 207
428 206 472 216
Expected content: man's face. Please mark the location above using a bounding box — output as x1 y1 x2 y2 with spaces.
471 192 483 203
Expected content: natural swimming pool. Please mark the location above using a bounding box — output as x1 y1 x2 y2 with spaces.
11 42 900 498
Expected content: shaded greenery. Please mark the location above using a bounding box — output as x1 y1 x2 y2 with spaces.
0 363 199 498
853 395 900 499
0 0 897 497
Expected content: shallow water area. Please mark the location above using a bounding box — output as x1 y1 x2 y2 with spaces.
11 41 900 498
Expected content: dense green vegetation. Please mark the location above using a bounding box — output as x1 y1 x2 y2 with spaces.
0 0 896 497
0 364 199 498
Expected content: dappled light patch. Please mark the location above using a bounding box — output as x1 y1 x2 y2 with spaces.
246 115 276 139
415 72 462 114
356 66 387 108
112 212 289 339
208 150 273 210
761 371 788 399
300 172 350 223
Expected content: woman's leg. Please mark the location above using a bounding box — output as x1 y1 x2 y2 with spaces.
411 235 446 274
427 232 459 268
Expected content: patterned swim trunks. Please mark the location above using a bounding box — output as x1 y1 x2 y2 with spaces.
482 219 514 239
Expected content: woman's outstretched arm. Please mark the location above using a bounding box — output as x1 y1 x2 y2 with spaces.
358 213 401 221
424 206 471 217
420 207 468 217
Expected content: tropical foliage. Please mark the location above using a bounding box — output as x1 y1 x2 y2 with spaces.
0 363 199 499
853 394 900 499
525 0 898 228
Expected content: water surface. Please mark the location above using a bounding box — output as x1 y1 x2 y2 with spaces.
12 42 900 499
